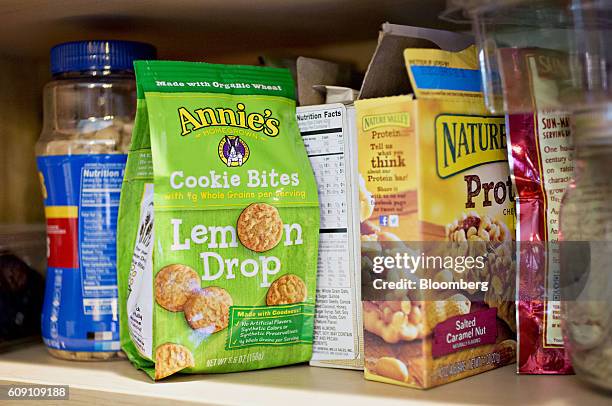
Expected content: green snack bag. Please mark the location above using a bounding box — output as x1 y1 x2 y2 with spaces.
117 61 320 380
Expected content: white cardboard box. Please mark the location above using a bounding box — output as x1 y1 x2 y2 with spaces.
296 103 363 370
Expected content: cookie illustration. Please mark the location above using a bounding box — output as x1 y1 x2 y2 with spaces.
237 203 283 252
154 343 195 380
266 274 307 305
183 286 233 332
155 264 200 312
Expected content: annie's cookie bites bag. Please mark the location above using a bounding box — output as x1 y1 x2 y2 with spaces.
117 61 320 380
358 45 517 389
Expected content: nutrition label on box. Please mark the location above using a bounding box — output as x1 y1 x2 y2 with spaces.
297 104 360 362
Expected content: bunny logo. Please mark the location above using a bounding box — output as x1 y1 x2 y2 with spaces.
218 135 250 167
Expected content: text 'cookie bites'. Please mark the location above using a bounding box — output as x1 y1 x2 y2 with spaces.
357 40 517 389
117 61 320 380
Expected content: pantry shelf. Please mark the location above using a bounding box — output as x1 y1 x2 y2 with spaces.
0 343 609 406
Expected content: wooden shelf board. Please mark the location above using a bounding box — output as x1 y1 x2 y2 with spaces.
0 343 610 405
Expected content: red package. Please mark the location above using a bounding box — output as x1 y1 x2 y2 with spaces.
500 48 573 374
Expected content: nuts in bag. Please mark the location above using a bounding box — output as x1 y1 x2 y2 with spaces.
117 61 320 380
499 48 574 374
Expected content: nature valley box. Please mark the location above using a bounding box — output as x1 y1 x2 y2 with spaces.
356 26 517 389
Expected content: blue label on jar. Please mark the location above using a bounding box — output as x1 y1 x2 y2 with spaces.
37 154 127 352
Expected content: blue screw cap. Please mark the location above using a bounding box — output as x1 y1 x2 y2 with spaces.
50 40 156 75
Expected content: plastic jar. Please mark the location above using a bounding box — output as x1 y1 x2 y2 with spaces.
560 102 612 391
442 0 611 114
35 40 156 360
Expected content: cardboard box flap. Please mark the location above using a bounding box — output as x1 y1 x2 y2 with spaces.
259 56 354 106
312 85 359 104
359 23 474 100
404 45 483 101
296 57 354 106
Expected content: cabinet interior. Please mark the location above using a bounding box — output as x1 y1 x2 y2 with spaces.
0 0 454 223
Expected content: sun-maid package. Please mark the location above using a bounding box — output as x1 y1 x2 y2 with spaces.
117 61 320 380
357 43 517 389
499 48 574 374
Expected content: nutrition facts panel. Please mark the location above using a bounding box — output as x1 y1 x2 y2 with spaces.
317 232 350 287
310 157 347 229
301 129 347 230
297 104 359 362
79 159 126 315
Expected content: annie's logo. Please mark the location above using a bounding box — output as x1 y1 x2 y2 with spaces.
178 103 280 137
218 136 249 167
435 114 507 178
